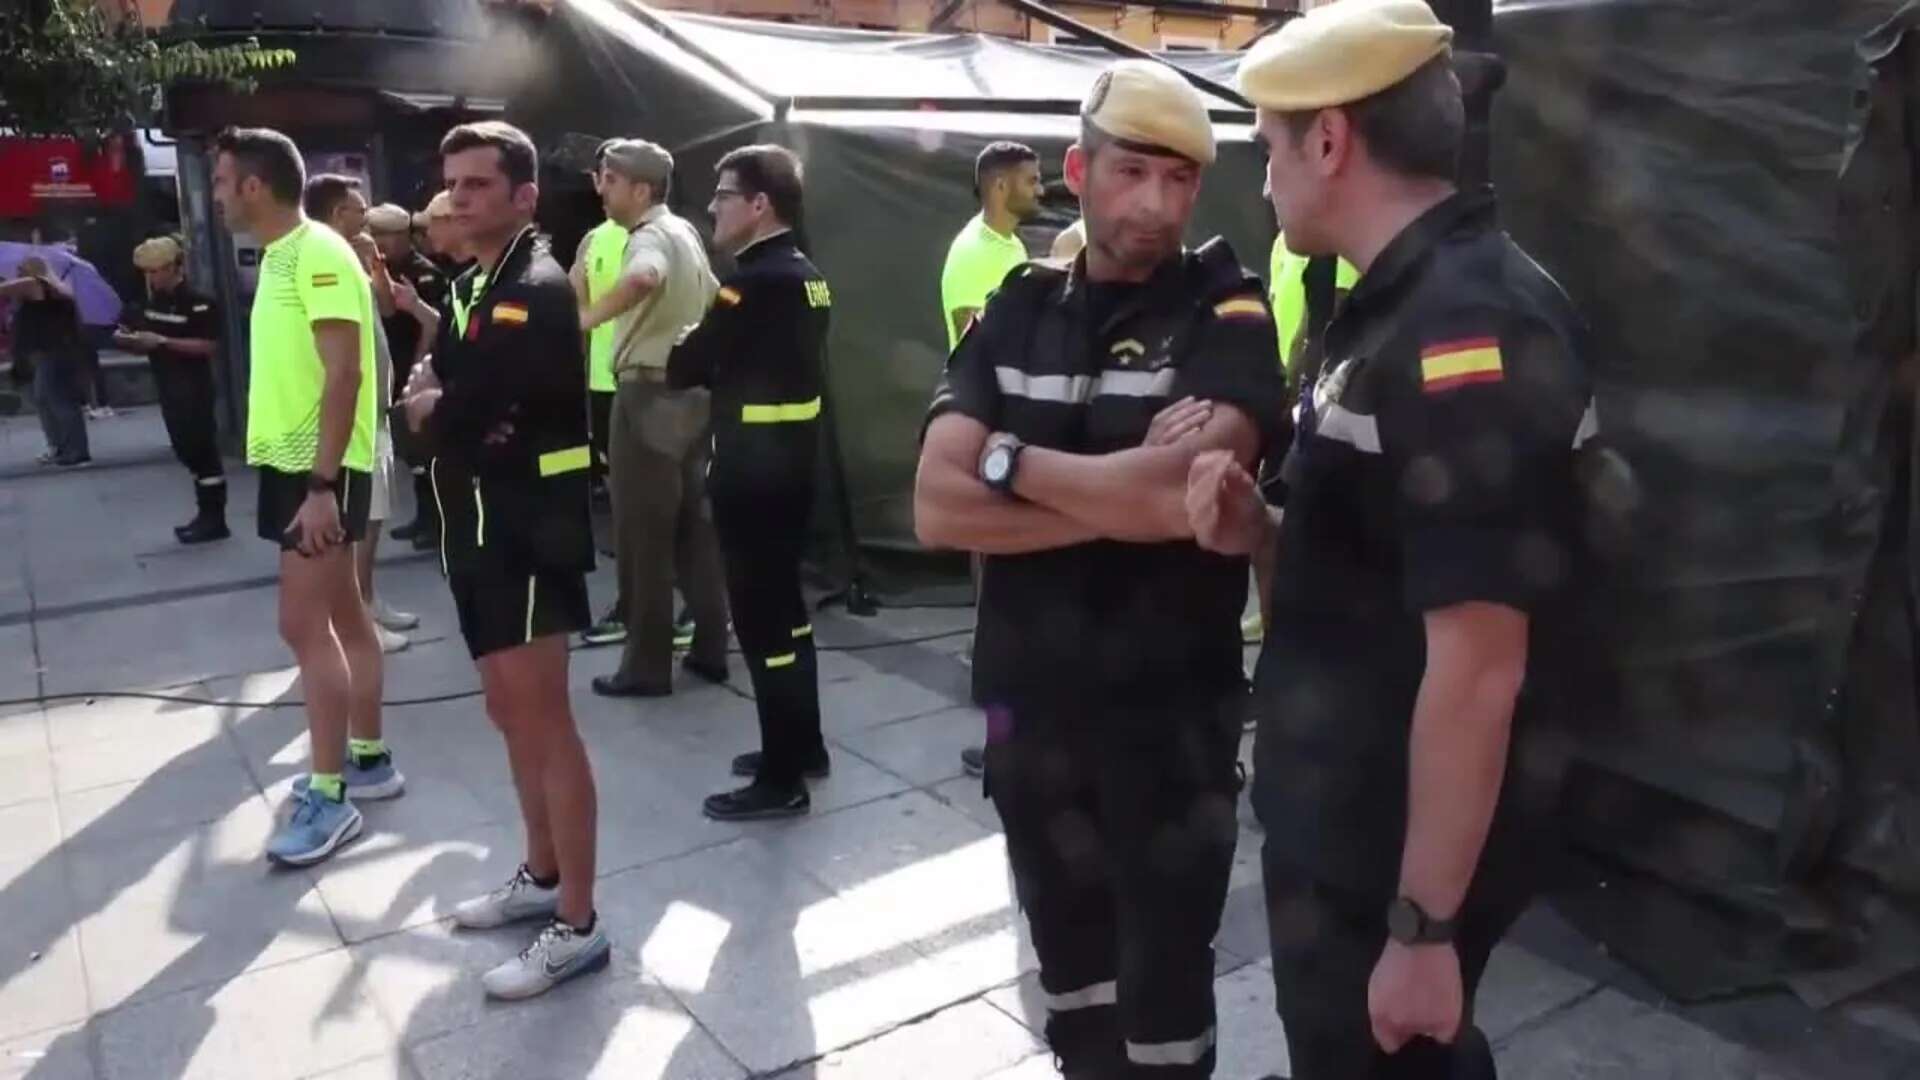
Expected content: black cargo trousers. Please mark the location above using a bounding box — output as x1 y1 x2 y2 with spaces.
983 690 1243 1078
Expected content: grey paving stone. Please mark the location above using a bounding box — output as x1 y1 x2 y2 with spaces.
0 797 61 870
48 710 240 796
0 928 89 1044
927 775 999 833
1475 942 1598 1044
93 948 397 1080
984 972 1044 1037
35 590 300 697
0 1023 94 1080
56 763 263 852
306 820 525 944
0 747 55 810
833 706 983 788
300 1054 414 1080
976 1054 1057 1080
1214 882 1272 970
1494 988 1801 1080
404 954 744 1080
595 837 981 1075
0 626 40 704
820 668 962 735
68 809 340 1009
801 998 1042 1079
352 917 559 1049
43 690 223 751
1213 959 1291 1080
0 708 48 760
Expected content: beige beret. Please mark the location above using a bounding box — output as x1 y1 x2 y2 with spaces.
600 138 673 186
413 190 454 229
365 203 411 233
1050 219 1086 261
1082 60 1216 166
1237 0 1452 112
132 235 183 270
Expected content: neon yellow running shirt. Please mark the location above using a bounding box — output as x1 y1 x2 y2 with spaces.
583 218 627 393
246 221 378 472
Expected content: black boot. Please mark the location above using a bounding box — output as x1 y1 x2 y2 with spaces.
176 479 230 544
401 470 439 549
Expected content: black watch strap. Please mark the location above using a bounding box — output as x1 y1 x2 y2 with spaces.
306 471 337 494
1387 897 1457 945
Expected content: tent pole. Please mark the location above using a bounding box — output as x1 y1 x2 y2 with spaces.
992 0 1252 108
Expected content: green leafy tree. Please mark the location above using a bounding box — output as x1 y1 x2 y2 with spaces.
0 0 294 139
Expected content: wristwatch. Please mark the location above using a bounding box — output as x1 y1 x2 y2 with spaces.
305 471 337 495
980 435 1024 496
1386 897 1456 946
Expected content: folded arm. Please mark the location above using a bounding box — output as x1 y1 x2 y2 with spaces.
915 412 1100 554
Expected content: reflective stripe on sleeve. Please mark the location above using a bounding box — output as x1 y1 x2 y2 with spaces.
538 445 592 476
741 397 822 424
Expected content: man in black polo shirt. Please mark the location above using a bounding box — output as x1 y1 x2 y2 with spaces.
117 236 229 542
916 60 1284 1078
1188 2 1593 1076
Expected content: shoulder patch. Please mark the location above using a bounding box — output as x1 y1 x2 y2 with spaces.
1213 295 1269 321
1420 337 1504 393
716 286 742 307
805 279 832 309
491 302 528 326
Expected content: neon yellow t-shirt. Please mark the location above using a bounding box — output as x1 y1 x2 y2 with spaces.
941 213 1028 350
246 221 378 473
583 218 627 393
1270 232 1359 374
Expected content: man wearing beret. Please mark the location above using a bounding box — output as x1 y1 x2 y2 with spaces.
117 236 229 543
916 59 1285 1077
1188 1 1593 1076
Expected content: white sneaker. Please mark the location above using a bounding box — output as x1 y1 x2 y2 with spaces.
453 865 559 930
377 625 411 654
373 600 420 632
481 917 610 1000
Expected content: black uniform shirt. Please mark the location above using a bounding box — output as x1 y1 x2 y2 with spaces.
128 284 218 367
668 230 830 472
383 250 447 370
427 226 592 578
1253 187 1592 900
926 239 1286 717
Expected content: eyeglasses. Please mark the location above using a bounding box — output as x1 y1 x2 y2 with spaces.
712 188 749 202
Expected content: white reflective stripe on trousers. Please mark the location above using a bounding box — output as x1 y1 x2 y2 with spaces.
1043 979 1118 1012
1126 1025 1217 1067
1573 399 1599 448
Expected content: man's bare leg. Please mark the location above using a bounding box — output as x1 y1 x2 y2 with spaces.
355 533 378 608
279 549 353 777
481 635 597 926
329 547 385 744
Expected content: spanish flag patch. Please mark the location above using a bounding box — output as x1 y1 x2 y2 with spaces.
716 286 742 307
1213 296 1269 322
492 302 528 326
1420 337 1504 393
310 273 339 288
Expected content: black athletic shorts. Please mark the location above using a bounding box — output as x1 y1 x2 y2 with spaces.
449 568 592 659
257 466 372 550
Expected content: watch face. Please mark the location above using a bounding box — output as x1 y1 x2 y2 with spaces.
1387 900 1421 942
984 448 1011 483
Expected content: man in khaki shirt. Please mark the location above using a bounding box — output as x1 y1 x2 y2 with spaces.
579 139 731 696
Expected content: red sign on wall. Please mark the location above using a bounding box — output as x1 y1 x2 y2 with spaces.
0 135 138 218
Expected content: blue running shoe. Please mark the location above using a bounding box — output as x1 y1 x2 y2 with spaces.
292 753 406 801
266 787 363 867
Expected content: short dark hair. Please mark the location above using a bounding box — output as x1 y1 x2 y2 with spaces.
440 121 539 187
302 173 363 224
1284 55 1463 182
974 141 1038 196
715 144 804 227
213 127 305 206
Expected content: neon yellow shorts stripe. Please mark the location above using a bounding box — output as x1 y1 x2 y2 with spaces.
740 397 822 424
537 445 592 477
765 652 798 669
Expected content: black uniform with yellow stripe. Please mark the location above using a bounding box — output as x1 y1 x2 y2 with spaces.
426 226 595 660
923 238 1286 1078
126 283 226 517
668 230 829 787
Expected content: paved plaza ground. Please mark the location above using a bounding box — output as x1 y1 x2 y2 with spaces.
2 408 1918 1079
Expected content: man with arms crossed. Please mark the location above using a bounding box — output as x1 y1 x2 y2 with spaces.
211 128 398 867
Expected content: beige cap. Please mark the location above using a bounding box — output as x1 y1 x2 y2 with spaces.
366 203 411 234
1237 0 1452 112
132 235 184 270
600 138 673 187
1081 60 1216 166
1049 219 1086 261
413 191 453 229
